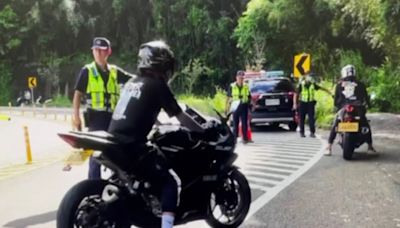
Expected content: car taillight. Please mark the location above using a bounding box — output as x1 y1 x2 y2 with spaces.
251 93 261 102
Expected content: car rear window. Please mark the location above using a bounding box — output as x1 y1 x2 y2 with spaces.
250 79 294 93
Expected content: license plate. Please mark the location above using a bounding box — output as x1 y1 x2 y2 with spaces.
265 99 280 106
64 149 94 165
338 122 359 132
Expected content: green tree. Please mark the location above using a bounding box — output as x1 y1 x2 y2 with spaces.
0 4 23 104
0 63 12 105
0 5 21 55
152 0 246 93
235 0 336 72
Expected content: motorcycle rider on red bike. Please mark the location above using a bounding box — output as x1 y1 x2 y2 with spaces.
325 64 377 156
108 40 205 228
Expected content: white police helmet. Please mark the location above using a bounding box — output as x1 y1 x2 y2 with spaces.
341 65 356 78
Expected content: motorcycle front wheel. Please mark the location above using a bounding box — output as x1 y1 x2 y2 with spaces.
206 169 251 228
56 179 129 228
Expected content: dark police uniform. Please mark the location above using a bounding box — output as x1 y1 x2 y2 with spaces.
227 82 251 142
296 80 321 137
74 63 131 179
108 74 182 212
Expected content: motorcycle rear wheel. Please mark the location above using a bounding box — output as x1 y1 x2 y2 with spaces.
56 179 129 228
206 169 251 228
342 133 355 160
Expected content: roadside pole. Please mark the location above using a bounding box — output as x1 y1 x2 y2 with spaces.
23 126 33 164
31 87 36 117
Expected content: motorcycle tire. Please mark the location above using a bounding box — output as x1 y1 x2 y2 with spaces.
342 133 355 160
206 169 251 228
56 179 129 228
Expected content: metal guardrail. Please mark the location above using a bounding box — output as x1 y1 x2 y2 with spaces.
0 106 75 122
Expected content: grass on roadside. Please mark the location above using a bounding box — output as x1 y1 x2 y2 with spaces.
315 81 335 129
178 89 226 117
46 95 72 107
41 83 336 129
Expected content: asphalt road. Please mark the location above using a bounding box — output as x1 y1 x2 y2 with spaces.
0 115 70 177
0 113 399 228
244 115 400 228
0 122 323 228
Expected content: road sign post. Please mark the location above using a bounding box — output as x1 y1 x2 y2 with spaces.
28 76 37 89
293 53 311 78
31 88 34 105
28 77 37 110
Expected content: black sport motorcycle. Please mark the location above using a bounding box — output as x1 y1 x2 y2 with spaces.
56 105 251 228
336 103 371 160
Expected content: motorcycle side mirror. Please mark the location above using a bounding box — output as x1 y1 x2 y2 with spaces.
213 108 232 124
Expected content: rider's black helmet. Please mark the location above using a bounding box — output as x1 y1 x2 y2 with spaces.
138 40 175 79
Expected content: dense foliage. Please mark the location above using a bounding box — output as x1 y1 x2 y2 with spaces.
0 0 398 112
235 0 400 112
0 0 246 105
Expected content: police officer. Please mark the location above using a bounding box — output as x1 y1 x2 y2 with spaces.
325 64 376 155
293 73 332 138
226 70 253 144
71 37 132 179
108 40 205 228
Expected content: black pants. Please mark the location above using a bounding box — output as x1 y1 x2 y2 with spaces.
86 109 112 179
299 101 316 135
328 108 372 144
328 109 342 144
233 104 249 141
105 144 181 212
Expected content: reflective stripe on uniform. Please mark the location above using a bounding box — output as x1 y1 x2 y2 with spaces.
107 65 119 110
85 62 120 111
231 83 250 103
300 82 315 102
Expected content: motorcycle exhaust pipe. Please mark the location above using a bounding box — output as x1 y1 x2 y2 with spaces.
102 184 120 203
361 127 370 134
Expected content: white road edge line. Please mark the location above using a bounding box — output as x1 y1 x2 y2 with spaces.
243 170 286 181
245 135 326 220
249 183 270 192
246 176 277 187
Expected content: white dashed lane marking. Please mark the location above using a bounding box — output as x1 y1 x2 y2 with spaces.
234 132 324 219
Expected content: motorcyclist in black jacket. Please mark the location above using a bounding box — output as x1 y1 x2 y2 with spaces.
325 64 376 156
108 40 205 228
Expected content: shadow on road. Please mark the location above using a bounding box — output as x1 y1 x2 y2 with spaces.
344 136 400 163
350 152 380 161
352 149 400 165
251 125 292 133
3 211 56 228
